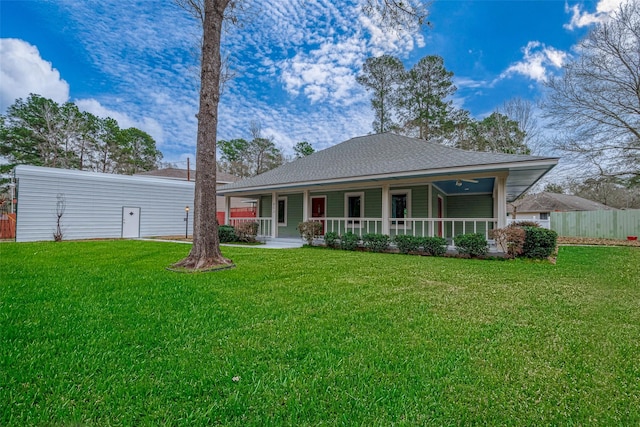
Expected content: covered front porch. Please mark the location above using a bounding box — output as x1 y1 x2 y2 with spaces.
224 174 508 241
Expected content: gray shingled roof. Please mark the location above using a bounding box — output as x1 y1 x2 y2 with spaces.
510 192 616 212
220 133 558 193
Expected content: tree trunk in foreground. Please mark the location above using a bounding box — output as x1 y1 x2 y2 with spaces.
173 0 233 270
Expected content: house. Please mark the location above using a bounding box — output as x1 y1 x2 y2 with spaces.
13 165 196 242
136 167 249 223
219 133 559 240
507 192 616 228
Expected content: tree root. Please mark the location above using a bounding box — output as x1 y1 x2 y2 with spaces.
169 255 234 273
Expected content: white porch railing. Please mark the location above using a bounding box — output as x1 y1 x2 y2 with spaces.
228 217 272 237
320 217 384 236
308 217 498 240
227 216 499 240
389 218 498 240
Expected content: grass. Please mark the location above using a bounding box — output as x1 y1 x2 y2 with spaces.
1 241 639 426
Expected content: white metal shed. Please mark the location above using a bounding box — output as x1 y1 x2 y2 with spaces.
14 165 195 242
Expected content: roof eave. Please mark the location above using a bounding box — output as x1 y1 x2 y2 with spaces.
219 158 559 195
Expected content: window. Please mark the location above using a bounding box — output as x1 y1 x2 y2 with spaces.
392 194 407 224
348 196 361 218
390 190 411 227
277 197 287 226
344 192 364 226
539 212 549 220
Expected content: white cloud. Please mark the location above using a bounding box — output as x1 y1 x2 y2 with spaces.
0 38 69 111
232 1 424 106
564 0 626 30
500 41 568 83
16 0 424 163
454 77 488 90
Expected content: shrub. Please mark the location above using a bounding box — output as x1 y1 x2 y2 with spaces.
490 226 526 258
218 225 237 243
324 231 339 248
362 233 390 252
394 234 421 254
522 226 558 258
340 232 360 251
420 236 448 256
454 233 488 257
236 222 259 243
297 221 323 246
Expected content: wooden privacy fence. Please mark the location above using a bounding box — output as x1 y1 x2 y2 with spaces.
0 213 16 239
551 209 640 239
230 207 256 218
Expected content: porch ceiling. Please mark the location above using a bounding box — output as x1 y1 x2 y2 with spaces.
433 177 494 194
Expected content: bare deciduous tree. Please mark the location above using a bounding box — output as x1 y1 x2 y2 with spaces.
53 193 66 242
501 98 543 155
542 0 640 185
568 177 640 209
362 0 430 29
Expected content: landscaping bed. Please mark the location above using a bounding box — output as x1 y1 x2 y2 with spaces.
558 236 640 247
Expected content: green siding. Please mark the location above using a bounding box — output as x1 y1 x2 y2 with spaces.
447 194 493 237
324 191 345 218
364 188 382 218
279 193 303 238
259 195 272 218
447 194 493 218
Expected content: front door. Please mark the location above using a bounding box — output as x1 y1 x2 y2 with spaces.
122 207 140 238
311 197 326 234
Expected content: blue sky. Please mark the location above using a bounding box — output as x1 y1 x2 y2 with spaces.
0 0 623 169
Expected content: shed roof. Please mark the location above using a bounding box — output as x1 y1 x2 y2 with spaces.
136 167 239 183
509 192 616 213
220 133 558 201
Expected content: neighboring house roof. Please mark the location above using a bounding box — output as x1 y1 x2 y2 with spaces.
219 133 558 201
136 167 239 183
509 192 616 213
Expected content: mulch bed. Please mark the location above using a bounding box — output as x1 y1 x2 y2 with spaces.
558 237 640 247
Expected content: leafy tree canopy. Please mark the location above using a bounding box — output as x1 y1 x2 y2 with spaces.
293 141 315 158
0 94 162 175
357 54 533 155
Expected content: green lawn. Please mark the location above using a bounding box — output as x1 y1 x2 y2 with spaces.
1 241 639 426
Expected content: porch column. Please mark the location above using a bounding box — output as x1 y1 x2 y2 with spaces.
381 184 390 235
428 183 433 236
496 176 507 228
271 191 278 238
302 189 309 222
224 195 231 225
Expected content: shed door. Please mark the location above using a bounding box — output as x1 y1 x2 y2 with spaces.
122 207 140 238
